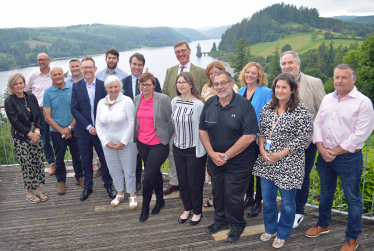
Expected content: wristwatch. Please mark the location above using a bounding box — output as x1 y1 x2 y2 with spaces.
223 154 228 161
68 126 72 130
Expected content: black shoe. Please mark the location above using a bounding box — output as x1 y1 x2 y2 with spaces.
80 188 93 201
206 223 230 234
178 212 191 224
227 229 242 243
106 186 116 199
244 195 255 209
152 199 165 214
136 182 141 191
247 202 262 218
190 214 203 226
139 207 149 223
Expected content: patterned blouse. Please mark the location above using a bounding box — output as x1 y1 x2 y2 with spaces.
252 101 312 190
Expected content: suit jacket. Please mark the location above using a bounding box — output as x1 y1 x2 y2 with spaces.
71 78 107 138
238 85 273 124
122 75 162 100
133 92 174 145
162 63 209 100
299 72 326 148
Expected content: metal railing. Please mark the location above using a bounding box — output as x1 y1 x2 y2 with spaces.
1 105 373 219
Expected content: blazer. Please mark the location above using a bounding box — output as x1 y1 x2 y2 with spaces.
133 92 174 145
71 78 107 138
238 85 273 124
162 63 209 100
298 72 326 148
122 75 162 100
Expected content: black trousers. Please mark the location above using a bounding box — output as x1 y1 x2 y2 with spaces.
208 161 252 232
136 141 169 208
246 146 261 202
173 145 207 215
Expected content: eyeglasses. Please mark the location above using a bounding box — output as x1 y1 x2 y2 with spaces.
37 59 49 62
176 81 189 86
213 81 231 88
82 66 95 70
175 49 188 55
140 84 153 88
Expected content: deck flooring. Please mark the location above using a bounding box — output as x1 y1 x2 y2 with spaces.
0 164 373 250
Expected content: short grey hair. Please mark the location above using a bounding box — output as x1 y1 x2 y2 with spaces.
213 70 233 83
7 73 25 95
334 64 355 79
104 75 123 89
280 51 301 65
69 58 81 65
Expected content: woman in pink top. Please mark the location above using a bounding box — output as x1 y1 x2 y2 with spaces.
133 72 173 223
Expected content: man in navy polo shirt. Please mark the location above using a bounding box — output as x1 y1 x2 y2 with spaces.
43 67 84 195
200 71 259 243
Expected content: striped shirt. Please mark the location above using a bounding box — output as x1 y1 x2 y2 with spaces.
172 97 195 149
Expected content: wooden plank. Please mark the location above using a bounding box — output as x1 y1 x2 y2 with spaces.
212 224 265 241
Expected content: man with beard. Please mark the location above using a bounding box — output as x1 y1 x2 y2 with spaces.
96 48 128 82
199 70 259 243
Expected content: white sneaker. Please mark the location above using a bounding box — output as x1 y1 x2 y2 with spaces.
293 214 304 228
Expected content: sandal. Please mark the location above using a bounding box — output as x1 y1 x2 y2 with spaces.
129 195 138 210
272 237 285 248
260 232 277 242
26 194 40 204
204 197 213 207
36 191 48 202
111 194 125 207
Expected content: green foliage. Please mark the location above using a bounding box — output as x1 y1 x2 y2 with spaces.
267 43 282 86
311 31 318 41
281 44 292 52
323 77 335 94
229 37 251 82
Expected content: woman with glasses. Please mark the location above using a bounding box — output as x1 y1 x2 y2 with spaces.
134 72 174 222
172 72 207 225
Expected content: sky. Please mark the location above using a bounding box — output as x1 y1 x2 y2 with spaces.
1 0 373 29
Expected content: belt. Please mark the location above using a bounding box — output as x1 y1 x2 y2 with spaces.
39 107 43 111
340 149 361 156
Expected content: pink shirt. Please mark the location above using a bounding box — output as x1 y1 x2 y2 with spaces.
24 68 53 107
313 86 374 152
137 93 161 145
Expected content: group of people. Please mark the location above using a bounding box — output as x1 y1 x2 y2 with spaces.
4 40 374 250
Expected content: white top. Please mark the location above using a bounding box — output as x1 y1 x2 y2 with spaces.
96 95 135 147
172 97 195 149
178 61 191 74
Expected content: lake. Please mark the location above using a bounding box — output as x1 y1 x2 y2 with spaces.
0 39 221 98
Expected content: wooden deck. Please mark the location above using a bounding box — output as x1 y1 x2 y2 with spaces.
0 164 373 251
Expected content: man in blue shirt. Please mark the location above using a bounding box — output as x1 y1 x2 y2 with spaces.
43 67 84 195
65 58 84 86
96 48 128 82
71 57 115 201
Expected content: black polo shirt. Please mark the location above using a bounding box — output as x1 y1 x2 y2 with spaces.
199 92 259 167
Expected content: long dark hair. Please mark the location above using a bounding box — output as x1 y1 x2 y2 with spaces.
269 73 300 112
175 72 205 103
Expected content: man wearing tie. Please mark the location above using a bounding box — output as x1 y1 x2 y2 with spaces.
162 41 209 195
122 53 161 190
71 57 116 201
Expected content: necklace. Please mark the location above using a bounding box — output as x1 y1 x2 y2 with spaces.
23 95 31 112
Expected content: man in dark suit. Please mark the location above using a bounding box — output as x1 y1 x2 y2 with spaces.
122 53 161 191
71 57 116 201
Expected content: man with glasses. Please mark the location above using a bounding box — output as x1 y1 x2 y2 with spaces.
24 53 56 175
71 57 116 201
199 71 259 243
162 41 209 195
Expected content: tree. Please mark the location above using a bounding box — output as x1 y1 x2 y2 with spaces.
311 31 318 41
210 42 218 57
267 43 282 86
229 37 251 83
281 44 292 53
323 32 333 40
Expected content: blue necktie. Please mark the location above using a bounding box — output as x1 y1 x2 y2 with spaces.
135 78 140 96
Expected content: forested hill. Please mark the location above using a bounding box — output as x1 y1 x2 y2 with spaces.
0 24 189 69
219 3 374 53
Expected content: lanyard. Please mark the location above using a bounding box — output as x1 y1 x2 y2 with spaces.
269 107 285 138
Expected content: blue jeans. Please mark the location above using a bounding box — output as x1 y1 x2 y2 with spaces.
50 131 83 183
261 177 297 240
317 151 363 240
41 111 56 165
296 143 317 214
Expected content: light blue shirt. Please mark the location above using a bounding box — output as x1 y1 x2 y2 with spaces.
64 76 83 86
43 84 74 132
84 78 96 130
131 75 141 98
96 67 128 82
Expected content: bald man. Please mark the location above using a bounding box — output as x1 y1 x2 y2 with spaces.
24 53 56 175
43 67 84 195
